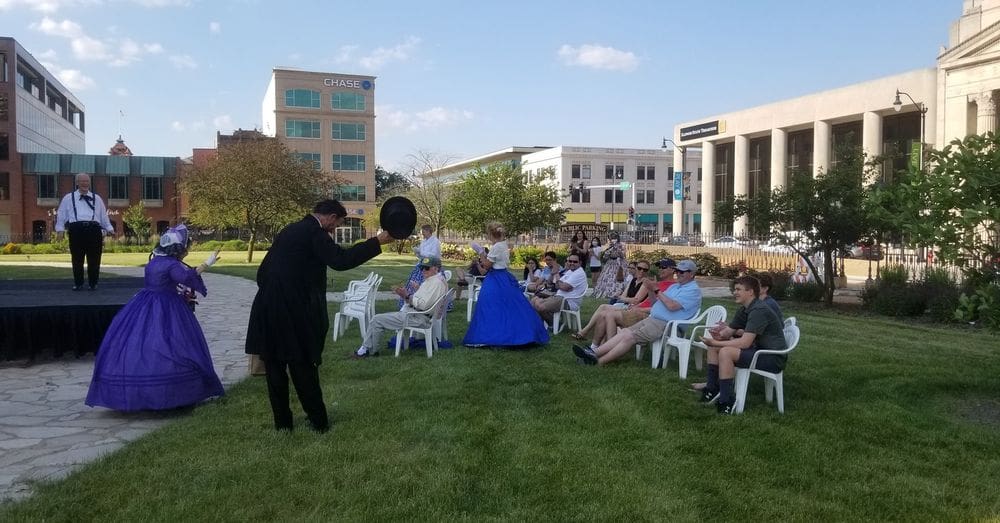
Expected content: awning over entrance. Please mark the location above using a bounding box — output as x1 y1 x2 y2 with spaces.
565 212 597 223
599 212 628 222
662 213 673 225
636 214 658 224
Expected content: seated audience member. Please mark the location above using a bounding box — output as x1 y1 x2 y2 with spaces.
573 259 701 366
528 251 562 293
530 253 588 325
353 256 449 358
521 257 544 291
698 275 788 414
573 260 675 347
454 248 488 301
690 272 782 392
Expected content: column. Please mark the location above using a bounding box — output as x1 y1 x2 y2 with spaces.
813 120 830 177
971 91 997 134
733 135 748 235
701 142 715 237
671 147 684 236
770 128 787 191
862 111 883 162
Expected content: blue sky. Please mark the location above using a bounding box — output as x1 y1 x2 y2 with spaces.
2 0 959 171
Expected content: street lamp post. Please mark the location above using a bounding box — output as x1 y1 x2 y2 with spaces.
662 137 686 235
892 89 927 171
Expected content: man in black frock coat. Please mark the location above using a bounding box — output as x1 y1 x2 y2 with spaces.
246 200 392 432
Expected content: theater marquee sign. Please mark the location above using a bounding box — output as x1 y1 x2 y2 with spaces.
680 120 726 141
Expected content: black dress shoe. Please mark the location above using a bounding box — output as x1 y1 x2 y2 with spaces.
572 344 598 365
72 285 83 291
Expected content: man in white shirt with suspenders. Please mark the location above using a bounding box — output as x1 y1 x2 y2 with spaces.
55 173 115 290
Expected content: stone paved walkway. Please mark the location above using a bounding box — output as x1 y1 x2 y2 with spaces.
0 266 258 503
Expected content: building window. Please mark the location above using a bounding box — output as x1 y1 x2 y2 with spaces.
37 174 57 199
571 163 591 179
644 190 655 205
748 137 771 199
332 122 366 141
667 188 673 204
667 166 674 180
0 132 7 160
285 89 320 108
0 172 8 200
331 92 365 111
292 152 322 170
714 143 735 205
143 177 162 200
570 188 591 203
109 175 128 200
637 165 655 180
285 119 321 139
697 193 702 204
604 189 624 204
0 52 7 83
333 154 366 172
698 167 703 181
787 129 813 175
605 163 624 180
337 184 366 201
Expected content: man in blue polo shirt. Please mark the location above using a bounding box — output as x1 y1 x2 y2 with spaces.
573 259 702 366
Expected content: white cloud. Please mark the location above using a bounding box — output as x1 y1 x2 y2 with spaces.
125 0 189 6
171 121 185 132
169 54 198 69
212 115 233 130
557 43 638 72
0 0 98 13
37 49 59 61
38 58 96 90
358 36 421 70
333 45 357 64
377 104 473 132
208 21 220 34
115 87 129 96
31 16 163 66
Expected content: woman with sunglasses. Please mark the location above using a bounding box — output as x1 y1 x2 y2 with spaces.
571 261 653 343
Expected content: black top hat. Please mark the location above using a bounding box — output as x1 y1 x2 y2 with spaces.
380 196 417 239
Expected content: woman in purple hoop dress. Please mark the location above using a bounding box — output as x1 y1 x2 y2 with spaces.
86 224 224 411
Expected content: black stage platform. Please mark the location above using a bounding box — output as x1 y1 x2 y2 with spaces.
0 277 144 361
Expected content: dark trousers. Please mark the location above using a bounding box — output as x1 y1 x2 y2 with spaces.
263 359 328 432
67 222 104 288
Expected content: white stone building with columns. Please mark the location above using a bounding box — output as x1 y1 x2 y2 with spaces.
672 0 1000 236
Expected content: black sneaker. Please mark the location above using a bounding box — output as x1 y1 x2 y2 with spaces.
572 344 598 365
717 401 736 415
699 390 720 405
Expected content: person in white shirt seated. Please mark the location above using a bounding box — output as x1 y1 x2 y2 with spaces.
399 224 441 308
354 256 448 358
530 253 589 326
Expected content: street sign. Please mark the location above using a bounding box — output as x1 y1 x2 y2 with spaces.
673 175 683 200
618 181 631 190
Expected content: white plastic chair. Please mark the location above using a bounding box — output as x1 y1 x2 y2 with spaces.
783 316 796 328
552 296 582 334
733 324 800 414
633 308 701 369
332 276 381 341
466 276 485 322
394 290 452 358
664 305 727 379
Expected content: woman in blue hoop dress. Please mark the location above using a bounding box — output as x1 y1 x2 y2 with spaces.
86 225 224 411
463 221 549 348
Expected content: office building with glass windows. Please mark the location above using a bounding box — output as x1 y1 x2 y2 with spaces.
0 36 181 242
673 0 1000 236
261 68 376 238
437 145 703 237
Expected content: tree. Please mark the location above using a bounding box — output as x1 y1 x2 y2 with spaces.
374 165 413 201
401 150 453 235
122 202 151 244
444 163 567 237
716 149 873 306
183 139 332 262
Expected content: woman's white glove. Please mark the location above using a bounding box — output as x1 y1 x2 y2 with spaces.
204 249 220 267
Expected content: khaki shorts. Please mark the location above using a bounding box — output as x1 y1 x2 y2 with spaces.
629 316 668 344
620 308 649 327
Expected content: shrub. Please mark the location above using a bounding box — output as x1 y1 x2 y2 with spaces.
879 264 910 286
223 239 248 251
787 282 825 302
869 284 927 317
440 242 475 262
1 242 22 255
719 260 748 280
920 267 960 323
956 284 1000 331
747 269 792 300
687 252 721 276
511 246 543 267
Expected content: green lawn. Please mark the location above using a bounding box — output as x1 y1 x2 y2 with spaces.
1 267 999 521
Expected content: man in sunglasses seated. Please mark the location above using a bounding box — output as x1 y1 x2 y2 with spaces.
573 259 701 366
353 256 448 358
530 254 588 326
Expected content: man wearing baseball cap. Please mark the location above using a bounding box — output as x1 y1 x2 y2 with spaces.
354 255 448 358
573 258 701 366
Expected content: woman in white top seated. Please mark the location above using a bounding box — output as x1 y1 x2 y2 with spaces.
399 224 440 308
462 222 549 348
